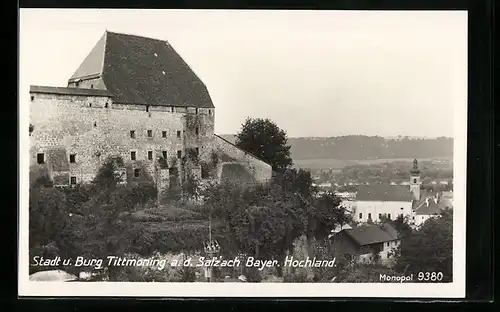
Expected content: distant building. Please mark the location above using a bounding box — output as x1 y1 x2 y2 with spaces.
353 184 413 223
352 159 438 224
412 193 453 227
318 182 332 188
334 191 356 199
332 223 400 266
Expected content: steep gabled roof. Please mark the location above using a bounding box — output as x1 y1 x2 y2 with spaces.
356 184 413 202
344 223 399 246
70 33 107 81
69 31 214 108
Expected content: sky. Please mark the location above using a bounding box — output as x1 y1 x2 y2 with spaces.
19 9 467 138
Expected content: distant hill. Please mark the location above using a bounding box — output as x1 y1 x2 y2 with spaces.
218 135 453 161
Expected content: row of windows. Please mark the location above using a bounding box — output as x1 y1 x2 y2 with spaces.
145 106 212 115
130 129 195 139
37 153 78 165
36 147 200 165
358 212 405 220
130 150 181 161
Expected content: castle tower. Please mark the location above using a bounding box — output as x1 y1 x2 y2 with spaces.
410 158 421 201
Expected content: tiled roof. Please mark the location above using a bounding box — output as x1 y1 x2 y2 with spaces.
356 184 413 202
70 33 107 81
30 85 112 97
344 223 399 246
69 31 214 108
414 196 450 215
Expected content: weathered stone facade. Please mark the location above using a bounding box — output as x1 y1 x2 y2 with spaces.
29 31 272 190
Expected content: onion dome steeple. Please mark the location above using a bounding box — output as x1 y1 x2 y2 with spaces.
410 158 420 175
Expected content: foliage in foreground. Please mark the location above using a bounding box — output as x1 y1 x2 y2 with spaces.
394 208 453 282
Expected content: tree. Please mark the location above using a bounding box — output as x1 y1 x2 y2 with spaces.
394 208 453 282
310 192 351 241
28 156 160 280
199 166 353 280
235 118 293 172
29 187 68 245
378 214 413 240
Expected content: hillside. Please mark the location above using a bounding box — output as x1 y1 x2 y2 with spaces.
219 135 453 161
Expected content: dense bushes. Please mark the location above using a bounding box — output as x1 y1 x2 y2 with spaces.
29 154 354 282
127 220 230 256
134 206 203 221
29 156 159 278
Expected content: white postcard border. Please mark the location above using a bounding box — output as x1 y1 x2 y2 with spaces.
18 9 467 298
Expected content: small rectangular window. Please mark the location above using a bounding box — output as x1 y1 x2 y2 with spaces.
368 213 371 219
388 213 391 219
36 153 45 164
177 131 181 138
177 150 182 159
70 176 77 185
69 154 76 163
162 131 167 138
378 213 382 219
195 108 199 114
195 147 199 156
134 168 140 178
131 151 136 161
208 109 212 115
359 213 362 220
195 127 199 136
147 130 152 137
30 95 34 101
130 130 135 138
148 151 153 160
146 105 150 112
162 151 167 159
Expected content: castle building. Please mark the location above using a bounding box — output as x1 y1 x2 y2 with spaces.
29 31 272 189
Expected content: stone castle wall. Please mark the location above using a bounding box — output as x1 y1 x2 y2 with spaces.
29 89 270 187
210 135 273 183
29 91 212 185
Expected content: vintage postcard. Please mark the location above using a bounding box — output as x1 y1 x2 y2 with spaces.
18 9 467 298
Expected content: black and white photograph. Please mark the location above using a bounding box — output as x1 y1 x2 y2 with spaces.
19 9 467 297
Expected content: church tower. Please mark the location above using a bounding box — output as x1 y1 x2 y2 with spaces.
410 158 421 201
